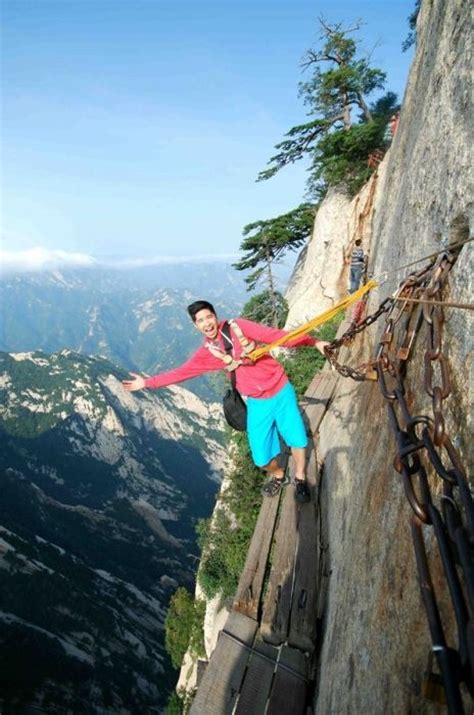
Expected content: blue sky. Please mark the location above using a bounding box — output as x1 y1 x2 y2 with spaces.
1 0 416 269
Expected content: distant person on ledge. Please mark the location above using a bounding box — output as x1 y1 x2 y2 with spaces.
347 239 367 293
123 300 328 503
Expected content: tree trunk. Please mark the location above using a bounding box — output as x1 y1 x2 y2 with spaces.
265 246 278 327
356 93 373 122
342 94 351 130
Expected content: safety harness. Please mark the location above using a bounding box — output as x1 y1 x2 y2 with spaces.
205 320 255 372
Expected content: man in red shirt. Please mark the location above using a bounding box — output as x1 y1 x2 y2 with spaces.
123 300 328 503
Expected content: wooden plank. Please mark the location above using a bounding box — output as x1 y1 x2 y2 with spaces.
267 645 308 714
190 612 257 715
234 639 278 714
285 321 352 652
234 448 290 619
233 494 281 619
306 315 352 402
285 320 349 651
196 659 208 688
288 445 319 653
304 367 336 398
300 364 338 434
260 484 298 645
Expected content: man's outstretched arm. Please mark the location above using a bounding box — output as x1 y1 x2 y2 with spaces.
122 348 222 392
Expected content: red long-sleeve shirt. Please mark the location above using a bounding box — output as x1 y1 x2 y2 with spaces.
144 318 317 399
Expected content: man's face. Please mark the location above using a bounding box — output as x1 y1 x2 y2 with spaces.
193 308 219 340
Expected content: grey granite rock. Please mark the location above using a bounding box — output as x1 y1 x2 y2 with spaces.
284 0 472 711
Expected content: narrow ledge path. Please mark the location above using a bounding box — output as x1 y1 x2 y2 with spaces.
189 322 350 714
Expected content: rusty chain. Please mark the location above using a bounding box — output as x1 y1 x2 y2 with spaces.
323 296 395 380
324 250 473 711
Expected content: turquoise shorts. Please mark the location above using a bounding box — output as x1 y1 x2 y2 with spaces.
246 382 308 467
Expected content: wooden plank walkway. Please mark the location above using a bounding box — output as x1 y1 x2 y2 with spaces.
233 450 290 620
233 639 277 714
190 612 258 715
190 322 353 713
288 366 340 652
191 612 309 715
232 496 281 619
260 481 298 645
266 645 308 714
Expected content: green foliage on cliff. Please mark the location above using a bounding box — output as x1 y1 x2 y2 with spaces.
164 588 206 669
402 0 421 51
307 118 389 197
166 688 195 714
197 432 263 600
241 290 288 328
233 204 316 290
233 204 315 326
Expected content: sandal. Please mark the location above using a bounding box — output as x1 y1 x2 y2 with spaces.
294 479 311 503
262 473 290 497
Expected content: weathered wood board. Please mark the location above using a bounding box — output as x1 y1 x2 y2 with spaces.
288 445 320 652
266 645 308 714
287 366 332 652
189 612 257 715
300 372 338 435
234 449 290 620
300 373 338 435
233 494 281 619
260 484 298 645
234 639 278 714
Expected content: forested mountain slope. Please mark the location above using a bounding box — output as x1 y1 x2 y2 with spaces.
0 349 223 712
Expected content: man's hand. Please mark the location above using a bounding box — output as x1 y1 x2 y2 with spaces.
122 372 146 392
316 341 330 356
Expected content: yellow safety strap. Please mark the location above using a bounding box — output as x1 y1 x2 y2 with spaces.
248 279 378 361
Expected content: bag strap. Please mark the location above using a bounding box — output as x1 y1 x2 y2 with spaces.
205 320 256 379
227 319 256 357
222 321 237 388
205 322 240 374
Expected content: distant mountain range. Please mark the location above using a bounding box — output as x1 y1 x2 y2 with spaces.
0 262 253 400
0 349 224 712
0 259 292 710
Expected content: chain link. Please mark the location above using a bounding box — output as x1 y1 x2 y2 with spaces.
323 297 395 380
324 249 473 711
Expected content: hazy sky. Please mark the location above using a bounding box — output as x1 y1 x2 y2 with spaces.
1 0 415 269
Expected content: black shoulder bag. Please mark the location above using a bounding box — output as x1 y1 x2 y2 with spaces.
221 321 247 432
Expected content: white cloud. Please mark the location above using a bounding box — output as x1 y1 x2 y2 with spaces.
0 246 239 274
110 253 239 269
0 247 97 273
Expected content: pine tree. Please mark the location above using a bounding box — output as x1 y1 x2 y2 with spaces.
233 203 315 326
241 290 288 328
402 0 421 52
258 19 396 196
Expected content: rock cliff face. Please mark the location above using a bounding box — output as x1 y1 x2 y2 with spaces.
283 0 472 712
285 164 388 327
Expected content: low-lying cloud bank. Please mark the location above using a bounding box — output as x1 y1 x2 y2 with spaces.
1 247 98 273
0 247 239 274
